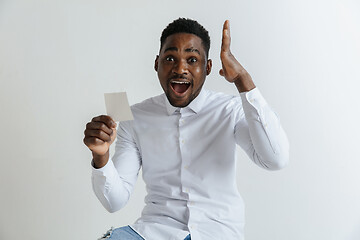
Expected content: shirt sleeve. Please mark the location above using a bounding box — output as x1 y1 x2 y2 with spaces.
91 120 142 212
234 87 289 170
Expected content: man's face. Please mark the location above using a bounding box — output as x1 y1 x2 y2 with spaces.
155 33 212 107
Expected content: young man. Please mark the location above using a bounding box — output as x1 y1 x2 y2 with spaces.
84 18 289 240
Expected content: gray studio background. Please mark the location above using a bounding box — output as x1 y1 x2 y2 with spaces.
1 0 359 239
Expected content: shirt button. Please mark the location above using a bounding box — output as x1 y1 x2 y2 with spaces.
181 139 185 144
184 188 189 193
264 123 268 128
184 165 189 169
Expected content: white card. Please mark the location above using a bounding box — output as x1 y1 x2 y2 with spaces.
104 92 134 122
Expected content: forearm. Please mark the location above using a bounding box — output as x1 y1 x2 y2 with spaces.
246 106 289 170
91 159 133 213
238 88 289 170
91 121 141 212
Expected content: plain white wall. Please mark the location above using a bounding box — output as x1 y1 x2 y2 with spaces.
1 0 359 239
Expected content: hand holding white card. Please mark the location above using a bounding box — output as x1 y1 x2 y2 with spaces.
104 92 134 122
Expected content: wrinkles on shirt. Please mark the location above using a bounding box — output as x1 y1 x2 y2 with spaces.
237 89 289 170
140 200 190 227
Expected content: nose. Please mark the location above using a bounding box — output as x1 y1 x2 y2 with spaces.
172 59 188 75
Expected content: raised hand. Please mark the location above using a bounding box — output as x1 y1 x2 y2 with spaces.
219 20 255 92
83 115 117 168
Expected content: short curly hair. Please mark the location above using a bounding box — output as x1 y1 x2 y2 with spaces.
160 18 211 58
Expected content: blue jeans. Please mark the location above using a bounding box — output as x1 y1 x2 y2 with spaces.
98 226 191 240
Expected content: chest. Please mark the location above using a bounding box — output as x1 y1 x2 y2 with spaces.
133 110 236 166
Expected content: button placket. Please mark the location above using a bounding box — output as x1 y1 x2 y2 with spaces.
179 113 190 199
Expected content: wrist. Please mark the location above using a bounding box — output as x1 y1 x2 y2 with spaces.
92 151 109 169
234 72 255 93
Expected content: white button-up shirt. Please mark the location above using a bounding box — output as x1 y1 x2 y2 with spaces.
92 88 289 240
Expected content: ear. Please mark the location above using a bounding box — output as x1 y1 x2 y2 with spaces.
154 55 159 72
206 59 212 75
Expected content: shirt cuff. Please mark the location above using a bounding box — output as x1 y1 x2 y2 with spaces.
91 159 116 177
239 87 268 110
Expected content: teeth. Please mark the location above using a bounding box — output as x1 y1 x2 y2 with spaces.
171 80 190 84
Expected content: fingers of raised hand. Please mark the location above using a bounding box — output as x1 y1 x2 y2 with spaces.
86 121 113 135
91 115 116 129
84 115 117 147
83 136 105 147
84 128 112 142
221 20 231 53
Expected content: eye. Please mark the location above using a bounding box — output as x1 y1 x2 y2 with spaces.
188 57 197 63
166 56 174 61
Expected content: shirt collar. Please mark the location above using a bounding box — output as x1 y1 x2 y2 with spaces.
164 88 207 116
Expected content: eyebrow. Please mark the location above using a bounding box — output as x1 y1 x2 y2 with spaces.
164 47 178 53
185 48 201 55
164 47 201 56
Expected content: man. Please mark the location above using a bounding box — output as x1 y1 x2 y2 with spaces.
84 18 289 240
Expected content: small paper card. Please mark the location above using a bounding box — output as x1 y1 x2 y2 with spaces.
104 92 134 122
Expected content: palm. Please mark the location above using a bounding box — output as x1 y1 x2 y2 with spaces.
219 20 247 82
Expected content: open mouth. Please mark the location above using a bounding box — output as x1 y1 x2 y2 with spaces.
170 80 191 95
